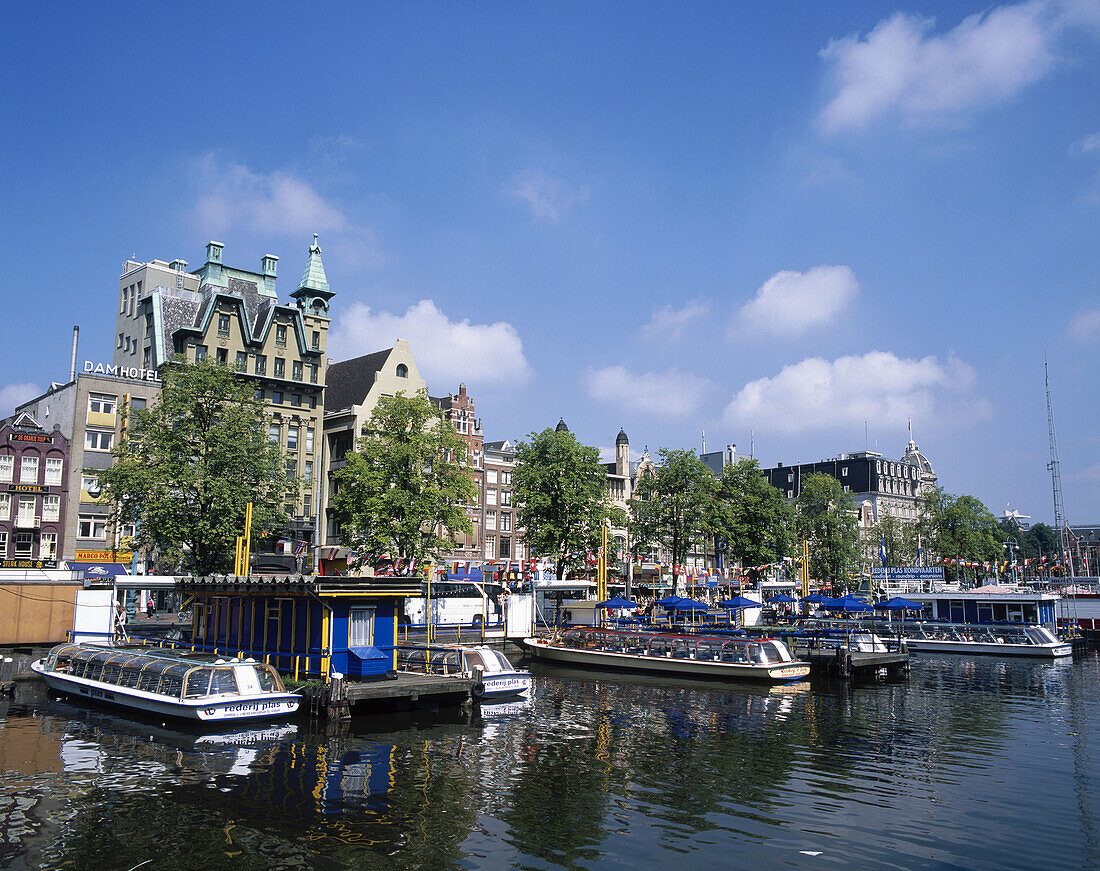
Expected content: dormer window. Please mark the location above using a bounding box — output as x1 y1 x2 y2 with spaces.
275 324 287 348
396 364 408 378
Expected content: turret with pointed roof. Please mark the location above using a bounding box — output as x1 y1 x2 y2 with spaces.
291 234 335 316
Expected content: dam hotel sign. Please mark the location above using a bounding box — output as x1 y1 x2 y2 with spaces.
83 361 162 382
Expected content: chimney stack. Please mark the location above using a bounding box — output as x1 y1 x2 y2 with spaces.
69 326 79 382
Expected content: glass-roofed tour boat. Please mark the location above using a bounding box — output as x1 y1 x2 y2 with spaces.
32 643 301 723
524 627 810 682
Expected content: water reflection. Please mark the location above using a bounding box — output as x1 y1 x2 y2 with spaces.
0 652 1096 870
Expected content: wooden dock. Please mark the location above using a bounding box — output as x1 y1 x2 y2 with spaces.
304 672 476 719
800 645 911 680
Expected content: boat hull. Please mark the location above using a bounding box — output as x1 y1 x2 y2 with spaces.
524 638 810 682
478 671 533 700
905 640 1072 658
33 663 300 722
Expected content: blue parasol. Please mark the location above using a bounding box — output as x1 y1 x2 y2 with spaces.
594 596 639 610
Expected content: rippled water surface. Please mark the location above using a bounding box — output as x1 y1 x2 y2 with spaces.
1 651 1097 870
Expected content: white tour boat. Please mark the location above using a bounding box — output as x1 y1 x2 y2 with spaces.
395 644 533 701
524 627 810 682
32 643 300 722
897 622 1072 657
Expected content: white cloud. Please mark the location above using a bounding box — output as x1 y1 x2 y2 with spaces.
1069 308 1100 340
734 266 859 338
329 299 532 388
506 169 591 221
818 2 1060 133
1081 461 1100 484
1071 131 1100 154
586 366 712 418
723 351 990 434
194 154 347 237
638 301 711 344
0 382 41 417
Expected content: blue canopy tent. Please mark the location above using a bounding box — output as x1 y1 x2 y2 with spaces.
766 594 797 604
656 595 685 607
875 597 924 611
718 596 760 609
823 595 874 613
594 596 638 610
801 593 830 604
718 595 760 628
668 598 709 610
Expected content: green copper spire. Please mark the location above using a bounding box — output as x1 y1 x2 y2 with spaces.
291 234 335 316
297 233 330 294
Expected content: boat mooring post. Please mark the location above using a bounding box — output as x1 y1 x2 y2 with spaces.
326 672 351 721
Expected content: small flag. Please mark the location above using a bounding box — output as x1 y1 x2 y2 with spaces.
879 534 887 567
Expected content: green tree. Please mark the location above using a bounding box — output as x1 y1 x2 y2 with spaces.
512 427 610 579
99 359 294 576
628 449 716 588
873 512 921 567
794 473 860 594
918 487 1001 582
711 458 794 581
330 390 476 568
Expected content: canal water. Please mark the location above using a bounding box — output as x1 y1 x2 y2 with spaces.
1 651 1097 871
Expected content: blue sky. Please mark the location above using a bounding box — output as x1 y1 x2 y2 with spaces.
2 1 1099 524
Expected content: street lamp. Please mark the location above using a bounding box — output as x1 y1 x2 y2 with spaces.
1003 538 1020 585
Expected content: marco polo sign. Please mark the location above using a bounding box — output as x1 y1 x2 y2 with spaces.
83 360 161 382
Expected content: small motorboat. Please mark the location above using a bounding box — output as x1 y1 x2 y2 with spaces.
32 643 300 723
395 644 533 701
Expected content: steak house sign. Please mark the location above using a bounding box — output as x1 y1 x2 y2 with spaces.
83 361 161 382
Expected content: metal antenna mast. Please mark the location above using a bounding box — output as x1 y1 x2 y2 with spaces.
1045 353 1074 578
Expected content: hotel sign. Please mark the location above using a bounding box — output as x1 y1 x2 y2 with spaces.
74 549 133 563
83 360 161 382
7 484 49 494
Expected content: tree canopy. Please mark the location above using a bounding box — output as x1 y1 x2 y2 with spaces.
873 512 921 568
330 390 476 568
629 449 716 586
512 427 610 579
918 486 1002 580
710 458 794 579
794 473 860 593
99 359 294 576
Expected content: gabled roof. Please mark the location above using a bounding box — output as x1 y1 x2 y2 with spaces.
325 349 393 412
9 411 42 430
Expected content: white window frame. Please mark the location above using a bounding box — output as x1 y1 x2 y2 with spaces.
78 515 107 540
0 455 12 482
88 393 117 415
42 495 61 522
0 493 10 519
84 430 114 452
348 607 375 648
39 532 57 559
20 455 39 483
44 457 63 484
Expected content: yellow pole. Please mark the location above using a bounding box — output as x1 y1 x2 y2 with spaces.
242 502 253 578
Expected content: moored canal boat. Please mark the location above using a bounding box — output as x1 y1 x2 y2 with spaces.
396 644 533 701
31 643 300 722
523 627 809 682
897 622 1072 657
